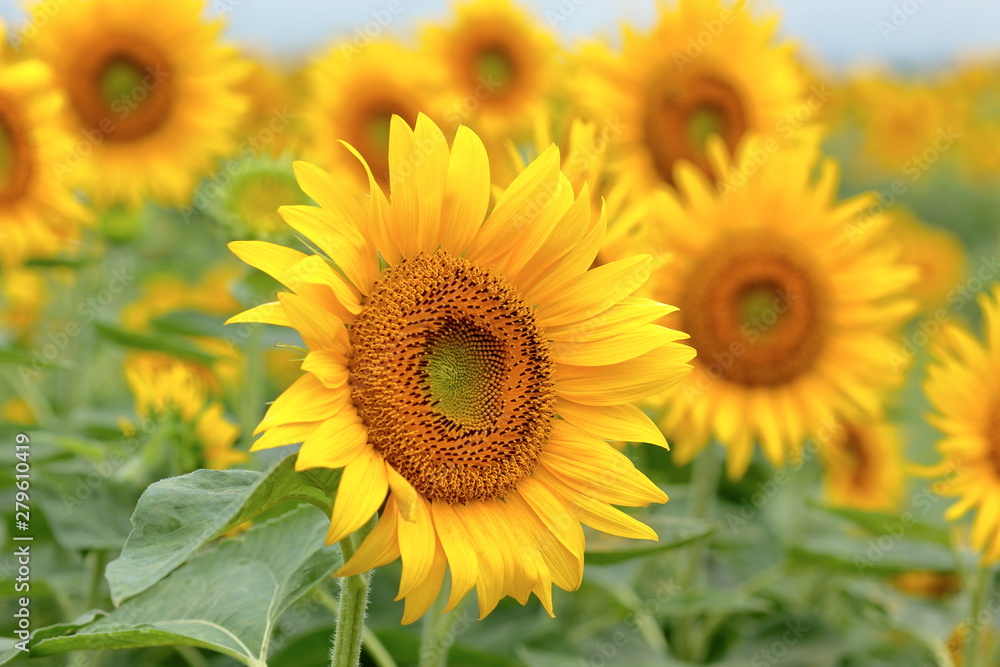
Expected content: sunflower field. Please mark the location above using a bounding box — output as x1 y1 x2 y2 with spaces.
1 0 999 665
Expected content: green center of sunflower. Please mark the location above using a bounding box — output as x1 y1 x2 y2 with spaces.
680 231 827 387
642 70 748 185
228 170 304 235
476 48 515 89
0 96 32 205
68 36 174 142
423 320 505 430
349 250 556 503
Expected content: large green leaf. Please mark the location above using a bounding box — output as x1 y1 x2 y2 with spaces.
106 455 340 605
34 470 138 551
790 533 957 575
93 322 217 365
31 505 340 667
809 503 952 546
584 516 718 565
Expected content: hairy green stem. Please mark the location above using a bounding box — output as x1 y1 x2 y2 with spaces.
329 518 376 667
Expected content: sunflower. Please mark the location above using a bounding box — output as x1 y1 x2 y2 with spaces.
230 114 693 623
887 208 966 311
0 21 88 266
847 74 964 173
819 417 904 512
304 40 443 191
569 0 811 193
645 137 916 479
27 0 247 207
125 352 246 471
922 284 1000 564
423 0 558 151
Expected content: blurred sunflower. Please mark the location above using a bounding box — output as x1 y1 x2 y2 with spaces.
848 74 963 173
231 114 693 623
304 40 442 190
0 21 87 265
125 352 245 470
570 0 810 192
819 418 904 512
28 0 247 207
424 0 557 150
646 137 916 479
887 208 966 311
234 57 304 156
922 284 1000 564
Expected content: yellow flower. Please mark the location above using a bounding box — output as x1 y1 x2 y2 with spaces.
923 284 1000 564
569 0 812 193
886 208 966 311
819 418 904 512
0 21 88 266
890 571 960 599
847 74 963 173
230 114 693 623
28 0 248 206
124 352 245 470
646 137 916 479
423 0 558 150
304 40 442 191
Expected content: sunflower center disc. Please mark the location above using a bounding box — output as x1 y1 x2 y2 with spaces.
988 402 1000 478
349 250 556 503
681 232 827 387
839 424 872 490
68 35 175 142
229 171 303 234
642 70 747 184
0 96 33 205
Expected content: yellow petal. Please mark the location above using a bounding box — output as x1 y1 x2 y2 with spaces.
545 297 678 343
430 502 479 612
400 540 447 625
395 492 437 600
337 496 402 577
228 241 306 284
440 125 490 257
536 255 655 328
250 421 319 452
326 449 388 544
225 301 292 328
301 349 349 389
557 399 668 448
556 344 694 406
296 411 368 471
257 373 347 434
551 325 687 366
276 291 348 352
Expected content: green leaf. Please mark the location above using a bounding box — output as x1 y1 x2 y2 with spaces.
0 345 74 370
34 470 138 551
106 454 340 605
93 321 217 365
810 504 951 546
584 516 718 565
150 310 227 339
0 638 26 665
31 506 341 667
374 629 523 667
790 533 957 575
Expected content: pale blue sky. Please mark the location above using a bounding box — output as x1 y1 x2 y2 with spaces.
2 0 998 70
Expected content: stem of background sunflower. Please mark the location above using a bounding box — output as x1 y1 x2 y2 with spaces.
672 442 722 663
965 562 995 667
329 517 377 667
418 594 463 667
238 325 264 450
